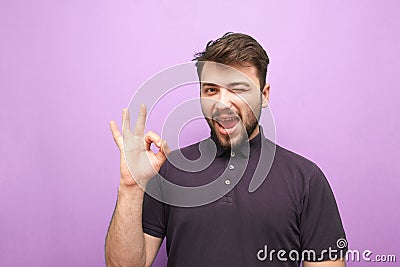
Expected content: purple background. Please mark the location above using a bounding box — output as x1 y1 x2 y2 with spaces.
1 0 399 266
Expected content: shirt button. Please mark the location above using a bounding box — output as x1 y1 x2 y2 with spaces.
229 164 235 170
230 151 235 157
225 179 231 185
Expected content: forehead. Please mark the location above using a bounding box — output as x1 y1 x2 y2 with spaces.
200 62 260 88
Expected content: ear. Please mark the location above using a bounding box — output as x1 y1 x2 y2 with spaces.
261 83 270 108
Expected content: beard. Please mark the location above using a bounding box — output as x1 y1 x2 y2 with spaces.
206 105 261 149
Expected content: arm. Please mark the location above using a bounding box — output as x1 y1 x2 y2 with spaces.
301 166 347 267
105 106 170 267
303 259 346 267
106 185 162 267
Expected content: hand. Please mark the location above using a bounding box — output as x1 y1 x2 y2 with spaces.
110 104 170 188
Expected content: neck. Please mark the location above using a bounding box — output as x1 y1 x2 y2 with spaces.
248 125 260 141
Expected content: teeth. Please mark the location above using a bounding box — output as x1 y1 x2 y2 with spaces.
218 117 237 122
219 118 235 121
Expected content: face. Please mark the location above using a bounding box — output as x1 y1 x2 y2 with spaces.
200 62 270 149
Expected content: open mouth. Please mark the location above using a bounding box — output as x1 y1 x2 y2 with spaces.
213 115 240 135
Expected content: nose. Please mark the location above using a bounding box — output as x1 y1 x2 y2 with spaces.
214 88 233 111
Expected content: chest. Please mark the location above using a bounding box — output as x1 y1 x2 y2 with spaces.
166 171 302 240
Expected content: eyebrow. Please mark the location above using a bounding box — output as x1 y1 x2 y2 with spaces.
201 81 251 88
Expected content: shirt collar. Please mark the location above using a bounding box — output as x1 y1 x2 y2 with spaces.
211 126 264 158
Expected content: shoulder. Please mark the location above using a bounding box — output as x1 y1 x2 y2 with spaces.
269 143 326 185
170 139 206 160
160 139 208 173
274 144 319 172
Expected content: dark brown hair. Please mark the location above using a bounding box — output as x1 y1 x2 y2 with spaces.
192 32 270 89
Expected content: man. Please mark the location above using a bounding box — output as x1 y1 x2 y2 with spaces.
105 33 347 266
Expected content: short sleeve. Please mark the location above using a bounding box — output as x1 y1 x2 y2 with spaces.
142 164 169 239
300 165 347 261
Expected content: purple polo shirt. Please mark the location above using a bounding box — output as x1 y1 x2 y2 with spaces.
142 129 347 266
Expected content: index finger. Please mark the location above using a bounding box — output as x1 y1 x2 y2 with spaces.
122 108 131 133
133 104 147 136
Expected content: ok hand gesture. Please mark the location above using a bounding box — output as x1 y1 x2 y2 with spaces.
110 105 170 188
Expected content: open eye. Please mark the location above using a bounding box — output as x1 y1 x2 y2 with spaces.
204 87 217 95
